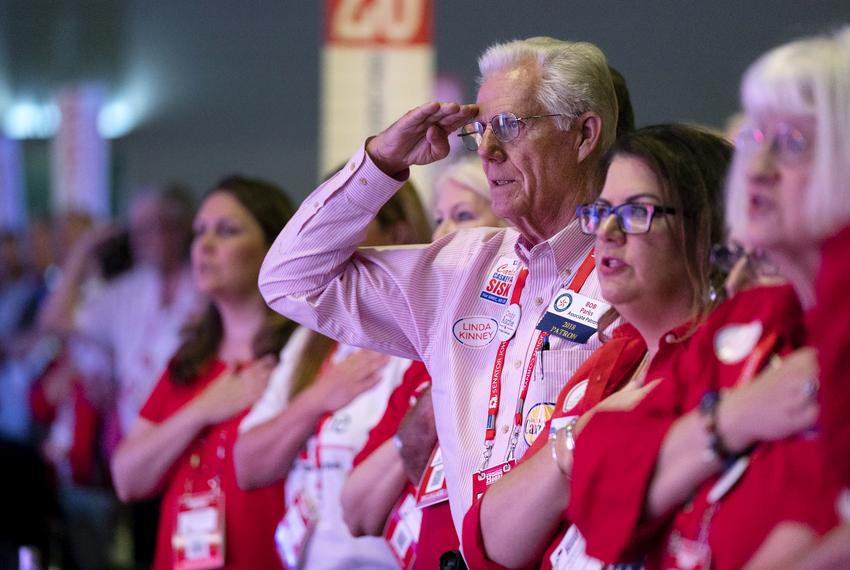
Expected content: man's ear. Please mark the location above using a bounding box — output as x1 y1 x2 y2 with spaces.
575 112 604 163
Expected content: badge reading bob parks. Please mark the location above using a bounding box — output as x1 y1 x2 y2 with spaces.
537 289 610 344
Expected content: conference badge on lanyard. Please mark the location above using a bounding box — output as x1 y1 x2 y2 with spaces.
537 289 609 344
480 256 522 305
549 526 603 570
172 483 226 569
415 445 449 508
274 491 318 570
471 459 517 503
384 492 422 570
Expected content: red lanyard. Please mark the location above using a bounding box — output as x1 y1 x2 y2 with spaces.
569 249 597 294
738 331 780 386
481 249 596 469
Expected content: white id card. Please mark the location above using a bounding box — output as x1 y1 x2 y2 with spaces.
550 526 604 570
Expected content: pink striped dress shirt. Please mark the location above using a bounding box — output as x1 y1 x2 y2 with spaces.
259 145 605 538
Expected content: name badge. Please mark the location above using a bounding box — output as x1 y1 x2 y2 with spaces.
172 489 226 570
537 289 610 344
274 492 318 569
384 492 421 570
480 256 522 305
549 526 603 570
471 460 516 503
415 445 449 508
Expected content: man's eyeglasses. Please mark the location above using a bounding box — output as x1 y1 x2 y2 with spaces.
576 202 677 235
458 112 565 151
735 123 813 164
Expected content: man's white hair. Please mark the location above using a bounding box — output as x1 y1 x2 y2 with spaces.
477 36 618 153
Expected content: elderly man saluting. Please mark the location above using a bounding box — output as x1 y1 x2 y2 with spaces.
259 36 618 539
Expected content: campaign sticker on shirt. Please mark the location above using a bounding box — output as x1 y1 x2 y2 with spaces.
497 303 522 341
562 379 589 413
452 316 498 348
523 402 555 446
713 321 763 364
536 289 610 344
480 256 522 305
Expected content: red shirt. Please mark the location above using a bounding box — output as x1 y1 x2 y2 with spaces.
352 360 459 570
571 285 839 569
812 224 850 486
462 324 648 570
30 357 105 485
139 361 284 570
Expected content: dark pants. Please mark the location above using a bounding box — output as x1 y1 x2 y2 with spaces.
130 497 161 569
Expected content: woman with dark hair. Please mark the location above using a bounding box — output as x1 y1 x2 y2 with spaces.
233 180 432 570
111 176 296 570
461 123 732 570
569 28 850 570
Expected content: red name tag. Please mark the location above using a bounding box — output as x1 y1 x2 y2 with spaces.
384 491 421 570
415 445 449 508
471 460 516 503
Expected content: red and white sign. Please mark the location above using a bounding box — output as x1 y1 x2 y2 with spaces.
325 0 432 46
320 0 435 203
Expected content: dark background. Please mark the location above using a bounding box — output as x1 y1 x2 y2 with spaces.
1 0 848 209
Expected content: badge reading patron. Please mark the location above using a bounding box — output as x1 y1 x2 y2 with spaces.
537 288 610 343
480 256 521 305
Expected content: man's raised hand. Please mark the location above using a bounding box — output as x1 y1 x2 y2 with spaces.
366 102 478 177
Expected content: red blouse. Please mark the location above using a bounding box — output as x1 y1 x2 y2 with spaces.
462 324 649 570
139 361 284 570
570 285 839 569
812 224 850 487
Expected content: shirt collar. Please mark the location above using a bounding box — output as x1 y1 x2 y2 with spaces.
514 218 594 274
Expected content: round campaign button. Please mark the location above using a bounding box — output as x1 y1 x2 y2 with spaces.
713 321 763 364
498 303 522 341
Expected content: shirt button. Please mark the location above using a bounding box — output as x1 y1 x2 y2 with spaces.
349 162 356 171
358 177 368 186
664 333 676 344
534 297 544 306
501 424 510 434
514 359 523 369
313 201 320 209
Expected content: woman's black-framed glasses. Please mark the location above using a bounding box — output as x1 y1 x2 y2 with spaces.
576 202 677 235
457 112 565 151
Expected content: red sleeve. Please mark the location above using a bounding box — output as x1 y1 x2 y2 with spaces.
568 371 680 563
69 383 99 485
813 225 850 485
776 437 840 534
29 375 55 424
462 497 535 570
138 369 172 423
353 360 430 466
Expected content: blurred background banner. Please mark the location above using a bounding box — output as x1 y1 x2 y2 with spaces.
50 84 110 218
321 0 434 201
0 136 25 229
